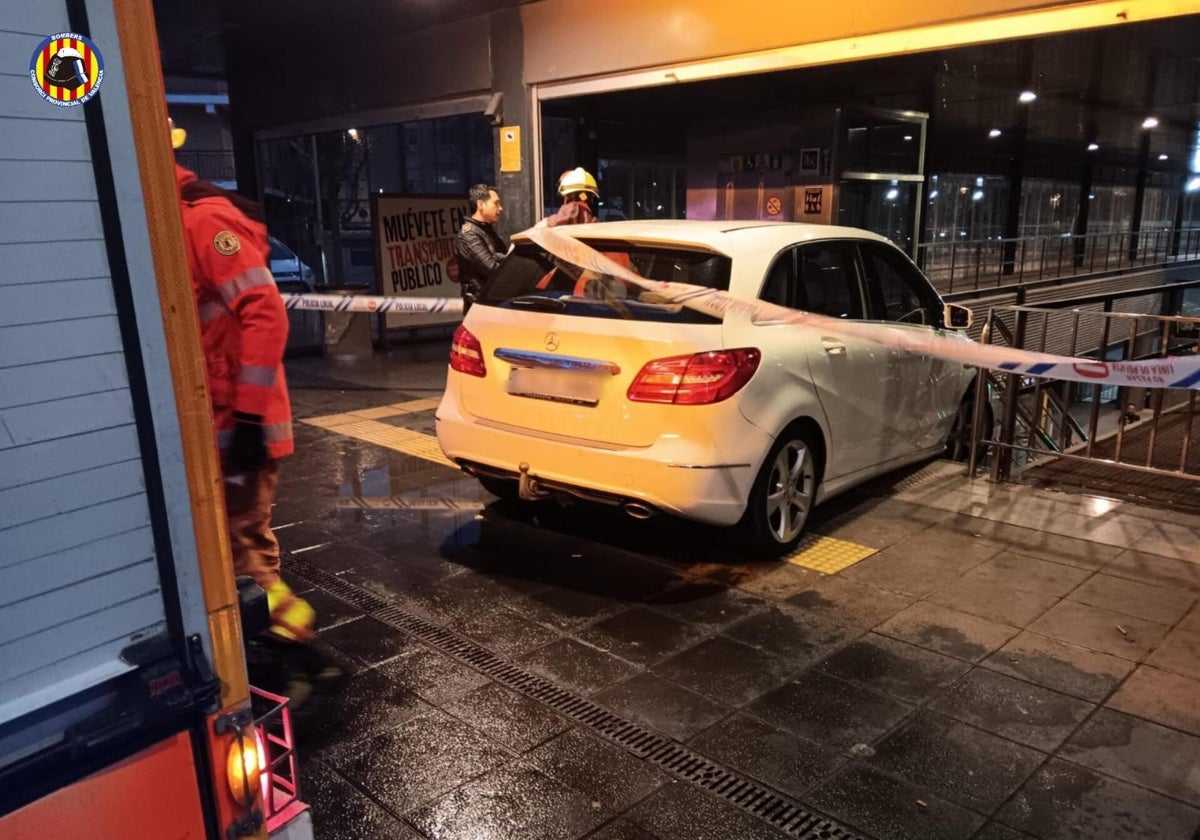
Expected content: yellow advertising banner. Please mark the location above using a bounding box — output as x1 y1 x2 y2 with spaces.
373 194 470 327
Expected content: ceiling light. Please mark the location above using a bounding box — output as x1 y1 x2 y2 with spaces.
1158 154 1169 160
988 128 1002 138
903 135 913 141
1142 117 1159 129
1018 90 1037 103
1087 142 1099 151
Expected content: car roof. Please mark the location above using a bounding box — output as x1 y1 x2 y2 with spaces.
514 219 897 257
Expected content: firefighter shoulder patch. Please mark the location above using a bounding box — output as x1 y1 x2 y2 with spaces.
213 230 241 256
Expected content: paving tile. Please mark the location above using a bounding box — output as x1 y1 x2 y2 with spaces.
926 575 1061 626
1103 549 1200 594
732 561 825 601
623 782 792 840
304 585 366 631
517 585 625 630
816 633 971 704
1028 600 1170 660
875 601 1019 662
745 670 912 753
785 574 917 628
1179 602 1200 634
687 713 843 799
807 762 985 840
1145 627 1200 680
958 551 1094 597
1061 708 1200 807
527 727 667 814
981 631 1135 703
722 604 862 663
443 682 571 754
1134 519 1200 562
299 759 423 840
839 546 980 598
378 645 491 706
304 666 432 759
972 823 1037 840
316 616 421 673
929 668 1094 751
813 497 950 550
876 518 1009 569
446 603 563 658
647 581 767 629
329 708 512 814
867 710 1045 812
574 607 710 667
275 521 337 553
652 636 797 706
520 638 641 697
1107 665 1200 737
584 819 664 840
996 758 1200 840
407 762 611 840
1068 573 1197 625
939 515 1122 570
593 673 729 742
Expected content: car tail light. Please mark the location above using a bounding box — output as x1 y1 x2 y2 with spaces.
450 325 486 377
627 348 761 405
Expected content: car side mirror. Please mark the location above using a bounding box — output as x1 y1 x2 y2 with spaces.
943 303 973 330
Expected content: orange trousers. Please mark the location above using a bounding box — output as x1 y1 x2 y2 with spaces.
223 460 282 589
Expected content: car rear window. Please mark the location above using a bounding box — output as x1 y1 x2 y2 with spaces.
479 240 731 324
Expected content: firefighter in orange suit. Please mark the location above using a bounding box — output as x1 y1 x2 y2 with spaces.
171 119 341 709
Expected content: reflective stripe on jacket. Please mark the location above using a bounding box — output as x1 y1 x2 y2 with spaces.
176 164 294 459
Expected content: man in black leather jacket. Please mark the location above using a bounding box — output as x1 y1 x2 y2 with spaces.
454 183 506 314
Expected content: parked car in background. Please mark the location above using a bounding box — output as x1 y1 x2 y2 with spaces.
268 235 315 292
437 220 988 557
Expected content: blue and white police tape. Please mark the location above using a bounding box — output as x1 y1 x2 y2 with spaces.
280 293 463 315
527 225 1200 392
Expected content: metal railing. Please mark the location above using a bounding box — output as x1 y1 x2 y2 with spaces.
175 149 237 183
967 289 1200 488
918 226 1200 295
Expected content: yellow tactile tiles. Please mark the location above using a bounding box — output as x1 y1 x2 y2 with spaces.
785 533 877 574
302 399 453 467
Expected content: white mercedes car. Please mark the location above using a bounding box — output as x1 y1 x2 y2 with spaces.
436 220 986 556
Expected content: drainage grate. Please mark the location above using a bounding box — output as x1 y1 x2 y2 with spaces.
285 555 865 840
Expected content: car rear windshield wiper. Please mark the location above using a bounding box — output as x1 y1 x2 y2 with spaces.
507 295 567 313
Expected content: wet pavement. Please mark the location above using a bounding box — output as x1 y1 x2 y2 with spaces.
277 340 1200 840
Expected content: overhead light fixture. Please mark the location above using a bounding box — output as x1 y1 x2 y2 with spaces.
972 190 984 201
1087 142 1099 151
1018 90 1037 103
1158 153 1169 160
928 190 939 199
347 127 360 141
988 128 1002 138
903 135 913 141
1142 116 1159 129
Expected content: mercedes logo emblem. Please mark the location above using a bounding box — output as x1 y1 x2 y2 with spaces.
544 332 559 351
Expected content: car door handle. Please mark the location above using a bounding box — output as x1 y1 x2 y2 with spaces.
821 337 846 355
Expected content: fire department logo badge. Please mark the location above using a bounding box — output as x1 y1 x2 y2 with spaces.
29 32 104 107
213 230 241 256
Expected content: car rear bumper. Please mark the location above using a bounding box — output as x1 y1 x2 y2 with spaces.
436 381 771 527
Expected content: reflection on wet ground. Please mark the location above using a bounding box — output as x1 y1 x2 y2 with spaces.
277 347 1200 840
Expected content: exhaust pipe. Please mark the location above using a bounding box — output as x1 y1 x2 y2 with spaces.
623 501 655 520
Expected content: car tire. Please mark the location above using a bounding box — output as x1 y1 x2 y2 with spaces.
740 423 821 559
945 391 993 463
477 475 520 501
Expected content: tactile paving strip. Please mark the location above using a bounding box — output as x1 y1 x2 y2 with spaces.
785 534 877 574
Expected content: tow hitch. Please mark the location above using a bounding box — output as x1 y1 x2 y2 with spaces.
517 462 550 500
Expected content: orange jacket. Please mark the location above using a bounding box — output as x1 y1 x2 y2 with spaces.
176 165 293 459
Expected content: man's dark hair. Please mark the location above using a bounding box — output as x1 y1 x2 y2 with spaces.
181 178 265 223
467 183 498 214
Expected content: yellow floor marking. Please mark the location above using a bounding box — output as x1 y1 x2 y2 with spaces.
301 414 454 467
785 534 877 574
349 397 441 420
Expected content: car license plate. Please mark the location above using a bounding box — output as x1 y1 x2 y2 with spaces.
507 367 602 406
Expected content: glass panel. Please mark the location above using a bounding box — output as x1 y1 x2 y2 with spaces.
840 114 921 174
861 243 939 325
837 180 916 250
258 136 324 284
797 243 865 319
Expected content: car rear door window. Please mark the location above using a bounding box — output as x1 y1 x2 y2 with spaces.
861 243 940 326
796 242 865 319
759 248 795 307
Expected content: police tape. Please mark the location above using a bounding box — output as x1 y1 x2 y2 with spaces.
526 226 1200 392
280 293 463 315
333 495 483 511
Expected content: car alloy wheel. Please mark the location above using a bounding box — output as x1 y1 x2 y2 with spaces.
743 424 819 558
